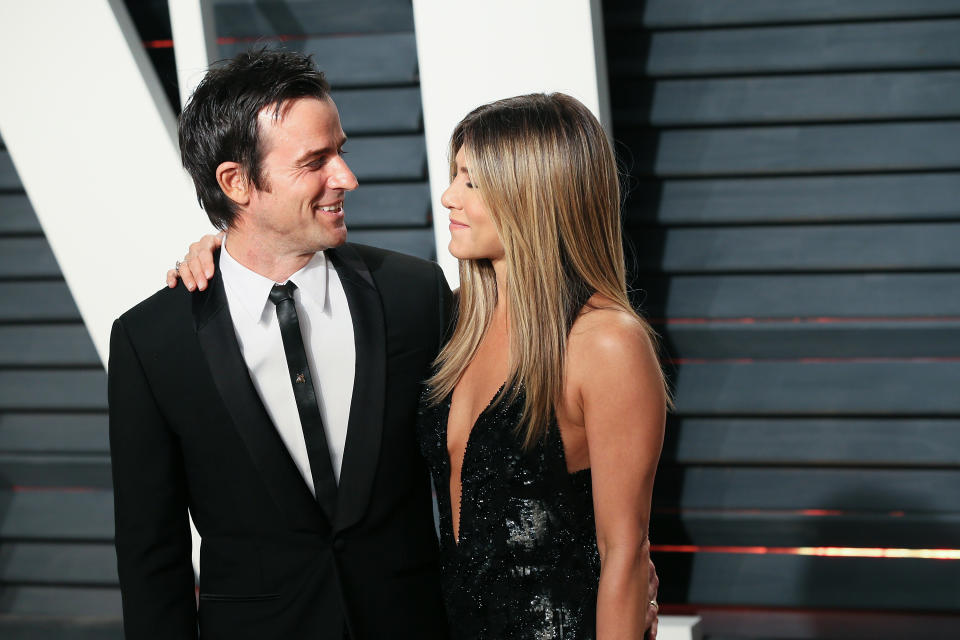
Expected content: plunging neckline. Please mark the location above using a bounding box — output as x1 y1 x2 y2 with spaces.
443 381 507 546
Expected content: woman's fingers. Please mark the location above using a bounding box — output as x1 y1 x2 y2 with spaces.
198 244 216 280
168 232 224 291
185 252 207 291
184 233 223 291
178 256 199 291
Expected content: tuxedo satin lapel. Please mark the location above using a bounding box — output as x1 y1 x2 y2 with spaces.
328 245 386 533
193 265 326 533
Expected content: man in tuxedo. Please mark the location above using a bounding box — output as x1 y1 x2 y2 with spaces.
109 49 451 639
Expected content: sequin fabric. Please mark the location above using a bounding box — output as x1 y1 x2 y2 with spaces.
417 385 601 640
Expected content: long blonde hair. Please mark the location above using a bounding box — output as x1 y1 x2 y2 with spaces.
427 93 666 448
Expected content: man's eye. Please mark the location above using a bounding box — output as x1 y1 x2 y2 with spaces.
338 148 348 156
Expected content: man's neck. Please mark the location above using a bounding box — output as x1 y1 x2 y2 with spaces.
224 230 317 283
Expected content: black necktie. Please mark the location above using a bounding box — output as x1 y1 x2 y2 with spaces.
269 281 338 520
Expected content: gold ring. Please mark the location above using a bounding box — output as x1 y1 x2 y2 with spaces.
649 600 658 609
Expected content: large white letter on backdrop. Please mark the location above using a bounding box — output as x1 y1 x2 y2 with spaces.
0 0 216 578
412 0 612 286
0 0 213 362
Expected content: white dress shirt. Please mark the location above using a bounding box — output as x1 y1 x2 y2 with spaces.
219 240 356 494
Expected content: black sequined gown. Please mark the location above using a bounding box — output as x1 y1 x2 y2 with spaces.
417 385 601 640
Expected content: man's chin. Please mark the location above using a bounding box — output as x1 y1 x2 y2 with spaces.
328 228 347 248
315 228 347 251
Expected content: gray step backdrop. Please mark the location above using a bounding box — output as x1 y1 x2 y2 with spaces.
0 0 430 637
3 1 960 639
606 1 960 638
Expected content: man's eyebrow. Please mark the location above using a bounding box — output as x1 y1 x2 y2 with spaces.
295 136 348 165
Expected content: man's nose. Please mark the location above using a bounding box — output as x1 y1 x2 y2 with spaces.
330 157 358 191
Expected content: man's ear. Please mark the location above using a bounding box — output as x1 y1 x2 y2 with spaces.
216 161 250 206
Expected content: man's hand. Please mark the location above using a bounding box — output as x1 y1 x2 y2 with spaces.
647 557 660 640
166 232 223 291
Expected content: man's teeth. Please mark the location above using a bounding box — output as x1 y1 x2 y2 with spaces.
318 204 341 212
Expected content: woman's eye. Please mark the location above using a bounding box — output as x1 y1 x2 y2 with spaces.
466 181 475 189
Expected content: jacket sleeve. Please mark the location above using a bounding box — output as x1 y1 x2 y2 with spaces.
108 317 198 639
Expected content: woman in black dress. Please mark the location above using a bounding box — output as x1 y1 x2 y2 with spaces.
419 93 667 639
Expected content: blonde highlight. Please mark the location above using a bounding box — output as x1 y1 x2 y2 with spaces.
426 93 668 448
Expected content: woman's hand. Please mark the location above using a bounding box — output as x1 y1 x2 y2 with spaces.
647 557 660 639
165 232 224 291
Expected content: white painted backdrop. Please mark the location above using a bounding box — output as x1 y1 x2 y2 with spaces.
412 0 612 286
0 0 212 363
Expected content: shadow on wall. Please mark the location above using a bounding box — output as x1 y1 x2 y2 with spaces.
250 1 308 52
0 473 16 615
608 0 694 611
0 471 10 612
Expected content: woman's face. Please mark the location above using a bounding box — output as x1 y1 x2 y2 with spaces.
441 147 505 263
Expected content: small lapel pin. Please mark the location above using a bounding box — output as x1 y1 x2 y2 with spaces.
295 373 306 384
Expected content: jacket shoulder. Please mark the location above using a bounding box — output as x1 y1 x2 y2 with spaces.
116 283 196 334
343 242 440 279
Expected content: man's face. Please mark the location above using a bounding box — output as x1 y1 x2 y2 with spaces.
246 96 358 253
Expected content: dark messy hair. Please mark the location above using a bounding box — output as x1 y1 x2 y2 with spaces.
178 48 331 229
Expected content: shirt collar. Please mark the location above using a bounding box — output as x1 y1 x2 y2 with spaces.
220 236 329 325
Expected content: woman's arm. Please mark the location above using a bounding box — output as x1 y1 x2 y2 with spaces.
165 232 223 291
569 309 666 639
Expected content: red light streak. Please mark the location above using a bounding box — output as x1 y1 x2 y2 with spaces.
655 316 960 326
652 544 960 560
654 508 912 518
11 485 101 492
796 509 842 517
668 356 960 364
656 507 846 516
216 34 315 45
143 33 336 50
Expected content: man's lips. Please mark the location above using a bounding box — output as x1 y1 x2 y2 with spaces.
315 201 343 216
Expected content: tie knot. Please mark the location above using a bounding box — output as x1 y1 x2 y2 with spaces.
269 281 297 306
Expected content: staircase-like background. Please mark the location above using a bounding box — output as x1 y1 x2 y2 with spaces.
606 1 960 637
2 1 959 638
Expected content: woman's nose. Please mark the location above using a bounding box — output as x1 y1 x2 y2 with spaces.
441 185 457 210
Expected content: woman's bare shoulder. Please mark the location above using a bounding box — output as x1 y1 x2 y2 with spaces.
570 295 651 347
567 294 661 387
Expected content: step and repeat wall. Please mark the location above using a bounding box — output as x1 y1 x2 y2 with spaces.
605 1 960 637
0 1 958 638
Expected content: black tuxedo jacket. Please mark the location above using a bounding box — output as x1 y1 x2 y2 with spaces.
109 244 452 639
